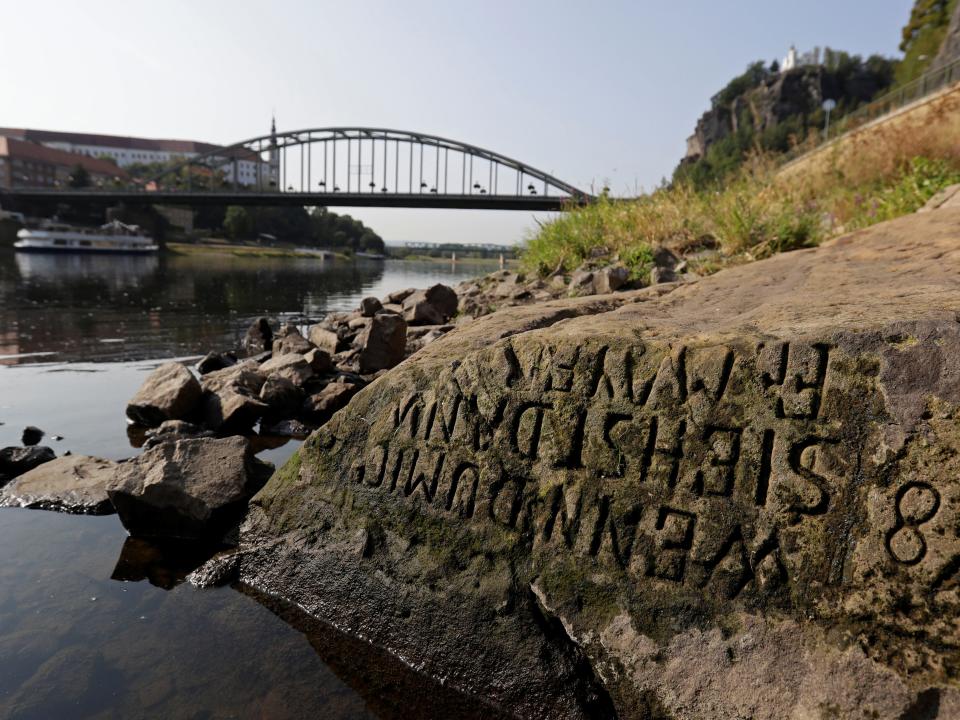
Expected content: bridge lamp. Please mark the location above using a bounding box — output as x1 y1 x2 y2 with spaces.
381 187 388 193
288 185 294 191
318 180 326 187
420 182 428 189
473 182 481 189
527 183 536 192
430 187 437 193
334 186 341 192
480 189 487 195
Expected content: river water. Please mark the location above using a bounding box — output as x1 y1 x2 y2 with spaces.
0 249 503 719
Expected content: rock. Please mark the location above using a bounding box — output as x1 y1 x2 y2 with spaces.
348 317 369 331
259 375 305 417
385 287 416 305
259 418 312 438
920 183 960 213
0 446 56 482
304 347 333 374
21 426 44 446
0 455 116 514
108 436 273 541
402 284 459 325
360 297 383 317
301 382 360 424
569 268 594 292
197 351 237 375
652 245 680 270
650 265 678 284
357 314 408 374
308 325 340 356
237 209 960 717
272 324 314 356
593 265 630 294
186 551 241 588
259 353 313 386
126 362 202 427
381 302 405 316
143 419 215 449
201 364 268 431
241 317 273 356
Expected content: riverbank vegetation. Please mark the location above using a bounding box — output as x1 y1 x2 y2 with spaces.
523 93 960 277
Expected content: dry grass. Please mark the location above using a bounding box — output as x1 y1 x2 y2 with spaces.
523 87 960 277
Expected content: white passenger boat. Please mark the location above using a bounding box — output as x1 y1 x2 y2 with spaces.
14 220 159 254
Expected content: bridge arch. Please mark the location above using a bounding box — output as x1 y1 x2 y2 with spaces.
152 127 592 205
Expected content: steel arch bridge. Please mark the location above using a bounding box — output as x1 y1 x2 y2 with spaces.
0 128 593 212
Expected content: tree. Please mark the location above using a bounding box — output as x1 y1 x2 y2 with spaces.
68 164 90 188
224 206 254 240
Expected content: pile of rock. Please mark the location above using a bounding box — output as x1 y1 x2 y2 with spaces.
454 246 693 319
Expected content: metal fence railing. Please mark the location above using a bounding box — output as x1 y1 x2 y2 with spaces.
784 56 960 164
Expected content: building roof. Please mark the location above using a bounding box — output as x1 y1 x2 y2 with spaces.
0 127 260 162
0 135 130 178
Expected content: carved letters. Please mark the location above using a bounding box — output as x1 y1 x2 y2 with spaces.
346 339 845 600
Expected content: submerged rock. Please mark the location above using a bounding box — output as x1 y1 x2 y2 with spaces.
0 454 117 514
238 209 960 717
143 419 215 449
21 425 44 446
126 362 202 427
108 436 273 541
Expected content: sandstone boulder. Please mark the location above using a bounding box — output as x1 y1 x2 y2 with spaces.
126 362 202 427
301 382 360 424
238 209 960 718
0 446 56 483
357 314 408 374
593 265 630 294
201 363 268 431
308 325 340 355
143 419 215 449
402 284 458 325
259 353 313 386
241 317 273 356
108 436 273 540
360 297 383 317
196 351 237 375
272 324 314 355
258 375 305 418
0 455 117 514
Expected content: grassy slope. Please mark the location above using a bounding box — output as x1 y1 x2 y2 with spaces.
522 89 960 279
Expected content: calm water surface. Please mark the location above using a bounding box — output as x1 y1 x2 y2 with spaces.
0 249 500 718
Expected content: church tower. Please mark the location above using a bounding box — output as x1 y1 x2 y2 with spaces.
267 115 280 189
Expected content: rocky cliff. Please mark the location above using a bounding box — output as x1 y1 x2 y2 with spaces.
235 207 960 718
933 2 960 70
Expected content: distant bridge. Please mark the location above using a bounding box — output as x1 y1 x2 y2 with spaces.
1 127 593 212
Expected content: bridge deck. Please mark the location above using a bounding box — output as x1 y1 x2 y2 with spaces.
0 189 576 212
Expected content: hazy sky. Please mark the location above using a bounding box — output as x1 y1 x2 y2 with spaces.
2 0 911 245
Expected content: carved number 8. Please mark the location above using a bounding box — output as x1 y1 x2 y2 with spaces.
885 481 941 566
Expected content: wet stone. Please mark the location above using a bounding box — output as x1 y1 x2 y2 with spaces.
0 454 117 514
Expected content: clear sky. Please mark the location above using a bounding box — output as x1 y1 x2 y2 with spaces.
1 0 912 245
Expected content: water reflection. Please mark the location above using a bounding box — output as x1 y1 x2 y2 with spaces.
15 251 159 284
0 248 496 364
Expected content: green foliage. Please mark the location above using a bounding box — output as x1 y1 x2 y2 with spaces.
847 157 960 228
223 206 254 240
68 164 90 188
523 151 960 280
896 0 958 85
676 54 898 190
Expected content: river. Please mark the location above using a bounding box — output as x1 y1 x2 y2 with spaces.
0 248 503 719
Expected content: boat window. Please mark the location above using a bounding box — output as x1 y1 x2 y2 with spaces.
79 240 92 247
54 239 67 246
